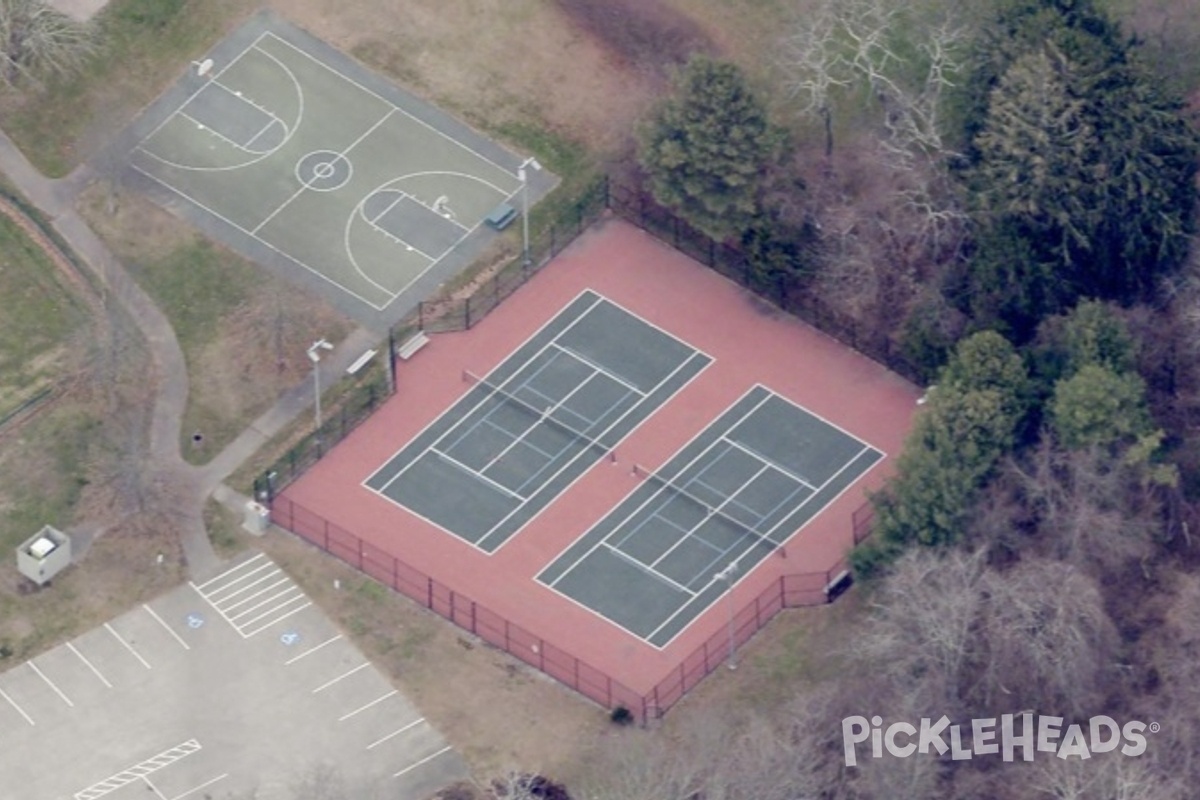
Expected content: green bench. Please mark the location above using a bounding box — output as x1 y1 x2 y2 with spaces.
485 202 518 230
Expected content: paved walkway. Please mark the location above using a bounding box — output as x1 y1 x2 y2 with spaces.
0 128 380 581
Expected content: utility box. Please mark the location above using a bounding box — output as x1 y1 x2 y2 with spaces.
243 501 271 535
17 526 71 586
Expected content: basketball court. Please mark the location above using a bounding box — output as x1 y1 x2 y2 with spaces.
120 12 555 327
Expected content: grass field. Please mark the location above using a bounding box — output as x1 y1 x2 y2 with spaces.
79 186 353 466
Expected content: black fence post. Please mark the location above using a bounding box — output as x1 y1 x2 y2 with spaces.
465 297 472 330
387 328 397 392
603 174 610 208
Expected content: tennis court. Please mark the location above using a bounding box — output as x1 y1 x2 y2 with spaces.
364 291 711 552
537 386 884 647
121 12 554 325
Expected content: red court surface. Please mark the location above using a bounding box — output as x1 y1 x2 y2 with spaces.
280 218 920 701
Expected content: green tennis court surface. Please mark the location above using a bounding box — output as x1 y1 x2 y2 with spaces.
537 386 884 647
122 12 555 326
365 291 712 552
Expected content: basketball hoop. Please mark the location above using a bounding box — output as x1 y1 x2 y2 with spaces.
194 58 214 78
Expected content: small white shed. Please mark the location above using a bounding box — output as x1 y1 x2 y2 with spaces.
17 526 72 586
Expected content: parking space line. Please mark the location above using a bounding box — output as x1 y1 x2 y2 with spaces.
0 686 34 726
170 774 229 800
144 604 191 651
105 622 152 670
192 552 266 590
367 717 425 749
29 660 74 707
142 776 168 800
285 634 342 665
68 642 113 689
338 689 398 722
393 745 453 778
312 662 370 693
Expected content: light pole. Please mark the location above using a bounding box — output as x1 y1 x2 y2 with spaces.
715 561 739 670
307 339 333 431
519 157 541 268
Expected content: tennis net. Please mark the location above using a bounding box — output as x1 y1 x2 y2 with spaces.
463 370 612 457
632 463 783 554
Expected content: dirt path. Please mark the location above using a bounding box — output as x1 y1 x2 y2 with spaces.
0 127 221 578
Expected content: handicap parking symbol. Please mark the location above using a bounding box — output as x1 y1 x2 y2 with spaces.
280 631 301 647
186 613 205 629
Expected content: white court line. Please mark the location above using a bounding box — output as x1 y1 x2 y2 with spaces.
252 107 395 236
643 442 880 644
285 633 342 665
135 33 271 147
68 642 112 689
549 341 644 396
240 600 312 638
339 689 398 722
432 449 524 500
193 552 266 591
367 717 425 749
394 745 454 778
178 111 251 152
29 660 73 707
144 604 191 651
542 389 774 589
368 190 408 225
263 32 519 180
0 687 34 725
170 774 229 800
722 438 817 491
364 290 598 491
602 543 694 596
312 662 370 693
106 622 152 670
131 164 391 311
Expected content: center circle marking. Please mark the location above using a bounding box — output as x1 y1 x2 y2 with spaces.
295 150 352 192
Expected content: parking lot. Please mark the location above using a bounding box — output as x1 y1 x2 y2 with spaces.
0 553 466 799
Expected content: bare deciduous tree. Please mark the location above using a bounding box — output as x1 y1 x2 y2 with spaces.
0 0 95 89
976 560 1120 718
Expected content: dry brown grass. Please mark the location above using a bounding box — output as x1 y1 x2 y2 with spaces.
77 185 353 465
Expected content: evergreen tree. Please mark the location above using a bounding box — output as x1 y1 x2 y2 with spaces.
638 55 782 242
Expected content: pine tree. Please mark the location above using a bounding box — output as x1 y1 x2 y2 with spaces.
638 55 781 243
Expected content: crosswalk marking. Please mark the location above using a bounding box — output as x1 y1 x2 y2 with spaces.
75 740 201 800
190 555 311 638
